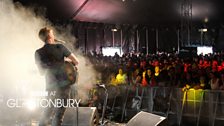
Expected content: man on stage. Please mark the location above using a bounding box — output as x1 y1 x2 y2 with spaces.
35 27 79 126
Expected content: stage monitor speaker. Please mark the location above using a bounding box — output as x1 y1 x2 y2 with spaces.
62 107 99 126
127 111 167 126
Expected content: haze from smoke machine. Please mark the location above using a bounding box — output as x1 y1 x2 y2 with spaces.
0 0 97 113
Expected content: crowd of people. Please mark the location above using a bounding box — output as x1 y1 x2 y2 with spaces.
87 51 224 91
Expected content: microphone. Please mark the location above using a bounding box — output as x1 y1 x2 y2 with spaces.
96 83 106 89
55 39 66 43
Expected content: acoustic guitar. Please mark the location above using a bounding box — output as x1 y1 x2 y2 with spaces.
62 61 78 86
53 61 78 87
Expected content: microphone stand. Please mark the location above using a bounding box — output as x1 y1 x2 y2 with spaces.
97 84 108 126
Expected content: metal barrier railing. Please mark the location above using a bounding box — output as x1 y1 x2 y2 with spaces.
93 85 224 125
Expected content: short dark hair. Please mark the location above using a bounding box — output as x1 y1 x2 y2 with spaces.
38 27 51 42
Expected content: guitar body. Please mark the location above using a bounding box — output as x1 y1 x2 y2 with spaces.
63 61 78 86
47 61 78 88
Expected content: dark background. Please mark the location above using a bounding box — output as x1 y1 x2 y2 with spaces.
13 0 224 53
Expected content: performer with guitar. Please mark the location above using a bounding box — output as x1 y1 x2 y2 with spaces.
35 27 79 126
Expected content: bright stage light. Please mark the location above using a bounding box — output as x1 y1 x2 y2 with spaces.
102 47 122 56
25 99 37 111
111 28 118 32
204 17 209 23
197 46 213 55
202 28 207 32
198 28 208 32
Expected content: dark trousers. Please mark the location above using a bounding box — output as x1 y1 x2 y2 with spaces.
39 87 71 126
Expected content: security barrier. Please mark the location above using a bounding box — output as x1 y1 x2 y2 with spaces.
95 85 224 126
